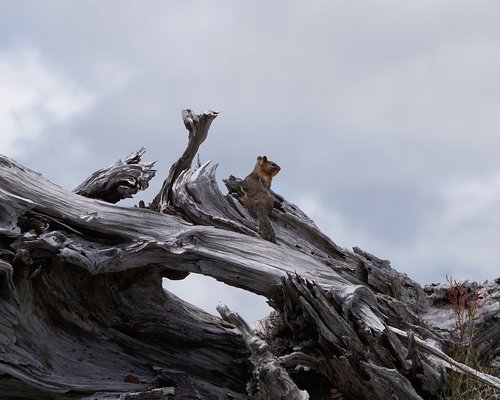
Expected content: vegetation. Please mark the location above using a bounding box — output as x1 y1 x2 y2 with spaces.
444 277 498 399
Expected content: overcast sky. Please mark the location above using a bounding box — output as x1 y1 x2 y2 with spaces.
2 1 499 321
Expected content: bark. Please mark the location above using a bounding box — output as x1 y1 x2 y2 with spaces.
0 109 498 400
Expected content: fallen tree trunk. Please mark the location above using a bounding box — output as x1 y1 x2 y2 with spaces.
0 109 498 399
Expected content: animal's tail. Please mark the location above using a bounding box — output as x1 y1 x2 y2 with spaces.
256 211 276 243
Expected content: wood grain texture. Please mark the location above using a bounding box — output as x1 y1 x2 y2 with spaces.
73 147 156 203
0 109 498 399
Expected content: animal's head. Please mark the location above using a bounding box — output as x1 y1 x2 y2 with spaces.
257 155 281 177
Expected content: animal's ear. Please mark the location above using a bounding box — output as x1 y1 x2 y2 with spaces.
262 156 268 162
256 156 263 163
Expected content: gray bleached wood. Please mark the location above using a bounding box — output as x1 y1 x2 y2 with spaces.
389 327 500 390
150 109 219 212
0 108 499 399
217 304 309 400
73 147 156 203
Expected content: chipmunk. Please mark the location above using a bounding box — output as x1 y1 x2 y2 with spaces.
241 156 281 242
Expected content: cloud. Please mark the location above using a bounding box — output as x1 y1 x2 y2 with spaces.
296 174 500 286
295 192 369 250
0 47 95 158
164 274 272 323
421 173 500 281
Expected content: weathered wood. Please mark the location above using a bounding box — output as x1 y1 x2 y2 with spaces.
217 304 309 400
150 109 219 212
422 279 500 361
73 147 156 203
1 108 499 399
1 155 251 399
389 327 500 390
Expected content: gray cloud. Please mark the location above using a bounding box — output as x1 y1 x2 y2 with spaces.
2 0 500 320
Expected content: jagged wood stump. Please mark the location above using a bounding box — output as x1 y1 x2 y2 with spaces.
0 110 498 399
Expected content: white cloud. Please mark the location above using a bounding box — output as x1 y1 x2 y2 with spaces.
0 48 95 157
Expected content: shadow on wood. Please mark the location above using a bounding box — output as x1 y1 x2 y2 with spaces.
0 109 498 399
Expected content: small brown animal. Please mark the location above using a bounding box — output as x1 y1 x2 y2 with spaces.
241 156 281 242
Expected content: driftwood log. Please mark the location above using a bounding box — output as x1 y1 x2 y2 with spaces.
0 109 499 399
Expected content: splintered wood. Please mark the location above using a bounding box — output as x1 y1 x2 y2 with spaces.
0 109 498 399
